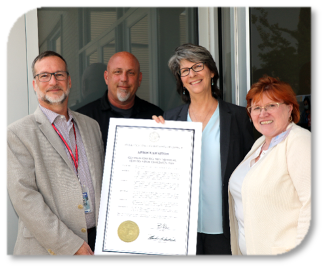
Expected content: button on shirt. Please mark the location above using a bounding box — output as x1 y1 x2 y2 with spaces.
39 105 96 229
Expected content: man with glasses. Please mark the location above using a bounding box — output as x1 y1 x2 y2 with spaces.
7 51 104 255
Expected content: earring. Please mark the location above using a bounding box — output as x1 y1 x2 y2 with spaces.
211 78 214 86
183 87 186 95
289 116 293 122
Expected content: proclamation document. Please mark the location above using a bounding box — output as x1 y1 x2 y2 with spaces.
95 118 202 255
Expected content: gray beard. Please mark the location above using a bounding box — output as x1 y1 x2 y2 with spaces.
37 87 70 105
117 89 131 102
42 93 68 104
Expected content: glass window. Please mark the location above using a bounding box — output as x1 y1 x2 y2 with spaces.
130 15 149 101
250 8 311 121
219 7 232 103
37 7 198 111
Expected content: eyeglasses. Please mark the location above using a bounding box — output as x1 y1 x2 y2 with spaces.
179 62 205 77
247 102 285 116
34 71 69 82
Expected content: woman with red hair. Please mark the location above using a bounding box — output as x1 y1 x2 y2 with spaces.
228 76 311 255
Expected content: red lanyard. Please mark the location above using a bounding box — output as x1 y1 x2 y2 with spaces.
52 121 78 173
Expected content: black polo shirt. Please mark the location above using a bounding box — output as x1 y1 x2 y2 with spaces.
77 90 164 151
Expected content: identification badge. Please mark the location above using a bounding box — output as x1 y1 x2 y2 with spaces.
82 185 92 213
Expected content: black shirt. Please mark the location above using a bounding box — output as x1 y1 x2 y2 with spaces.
77 90 164 151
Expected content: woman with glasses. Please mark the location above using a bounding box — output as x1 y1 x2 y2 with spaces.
228 76 311 255
153 43 254 254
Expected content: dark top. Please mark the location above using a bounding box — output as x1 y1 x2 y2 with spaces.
77 90 164 150
163 99 254 239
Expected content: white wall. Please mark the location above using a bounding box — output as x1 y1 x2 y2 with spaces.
198 7 249 106
230 7 250 107
7 13 28 255
198 7 219 64
7 9 38 255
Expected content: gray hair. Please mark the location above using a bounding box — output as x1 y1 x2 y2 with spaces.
168 43 220 103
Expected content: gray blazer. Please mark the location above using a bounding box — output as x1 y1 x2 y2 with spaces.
163 99 254 239
7 107 104 255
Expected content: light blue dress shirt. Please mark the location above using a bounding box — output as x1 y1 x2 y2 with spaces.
187 105 223 234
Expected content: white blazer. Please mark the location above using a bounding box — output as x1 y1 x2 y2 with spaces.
228 123 311 255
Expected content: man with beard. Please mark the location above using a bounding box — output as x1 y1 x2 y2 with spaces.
77 51 163 151
7 51 104 255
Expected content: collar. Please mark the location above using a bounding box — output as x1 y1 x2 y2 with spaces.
39 104 74 124
268 122 293 149
249 123 293 167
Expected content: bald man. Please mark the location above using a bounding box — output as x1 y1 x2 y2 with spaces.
78 52 163 150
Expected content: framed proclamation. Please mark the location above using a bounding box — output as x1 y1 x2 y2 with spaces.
95 118 202 255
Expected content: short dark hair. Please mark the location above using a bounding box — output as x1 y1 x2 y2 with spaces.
31 51 68 77
168 43 221 103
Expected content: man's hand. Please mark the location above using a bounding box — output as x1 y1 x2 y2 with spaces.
74 241 94 255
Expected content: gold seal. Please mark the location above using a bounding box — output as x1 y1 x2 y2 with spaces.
117 220 140 242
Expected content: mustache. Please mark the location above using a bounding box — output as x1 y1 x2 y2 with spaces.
46 85 64 92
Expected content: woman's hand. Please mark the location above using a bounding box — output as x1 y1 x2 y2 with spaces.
152 115 165 124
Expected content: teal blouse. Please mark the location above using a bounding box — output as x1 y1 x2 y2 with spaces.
187 105 223 234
